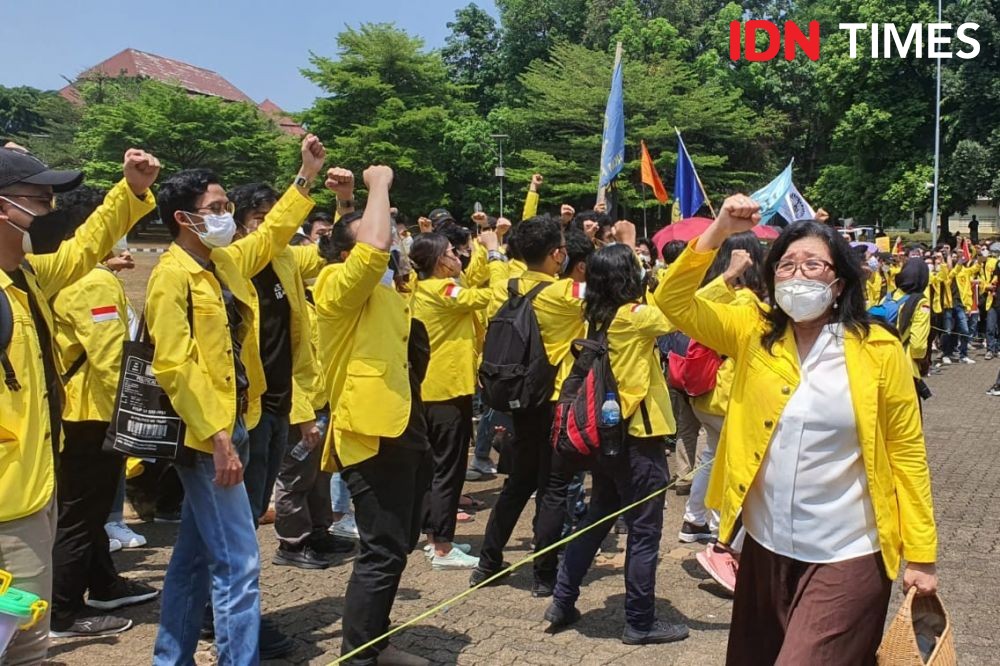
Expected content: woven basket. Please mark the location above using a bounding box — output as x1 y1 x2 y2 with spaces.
877 587 957 665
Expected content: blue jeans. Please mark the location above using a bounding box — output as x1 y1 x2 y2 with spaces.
108 472 126 523
942 307 970 358
331 473 352 515
153 420 260 666
987 308 1000 354
245 411 289 525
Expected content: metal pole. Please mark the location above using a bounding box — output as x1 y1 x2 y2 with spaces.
930 0 942 249
491 134 509 219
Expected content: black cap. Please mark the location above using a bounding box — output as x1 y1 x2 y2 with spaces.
0 147 83 193
428 208 455 226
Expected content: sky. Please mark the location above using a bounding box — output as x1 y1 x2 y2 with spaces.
0 0 498 112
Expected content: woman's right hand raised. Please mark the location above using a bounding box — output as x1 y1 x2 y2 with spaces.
698 195 761 252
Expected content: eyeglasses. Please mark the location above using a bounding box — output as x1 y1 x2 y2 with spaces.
192 201 235 216
774 258 834 279
0 193 56 212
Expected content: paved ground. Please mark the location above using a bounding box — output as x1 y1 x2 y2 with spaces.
51 253 998 664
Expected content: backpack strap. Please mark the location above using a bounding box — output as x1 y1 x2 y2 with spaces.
61 352 88 383
524 281 551 301
0 289 18 391
638 400 652 436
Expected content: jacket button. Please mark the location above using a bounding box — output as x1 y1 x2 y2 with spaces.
764 420 774 429
402 336 408 342
226 376 232 382
754 452 761 461
781 386 790 395
738 484 746 493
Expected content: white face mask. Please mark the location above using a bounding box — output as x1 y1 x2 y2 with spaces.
5 218 32 254
186 212 237 249
774 278 837 323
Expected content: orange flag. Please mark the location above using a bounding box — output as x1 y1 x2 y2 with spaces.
893 236 904 255
640 140 669 204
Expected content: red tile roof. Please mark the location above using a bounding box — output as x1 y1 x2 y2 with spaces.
258 99 307 137
60 48 252 102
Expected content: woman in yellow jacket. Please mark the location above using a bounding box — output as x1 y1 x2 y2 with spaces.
409 229 506 570
655 195 938 666
544 242 688 646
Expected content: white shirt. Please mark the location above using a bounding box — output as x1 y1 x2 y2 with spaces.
743 324 880 563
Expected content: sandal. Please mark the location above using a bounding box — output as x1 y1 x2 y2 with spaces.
460 495 487 511
456 510 476 523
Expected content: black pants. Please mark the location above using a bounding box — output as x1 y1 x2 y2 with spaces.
478 404 572 584
126 459 184 519
552 436 669 631
422 396 474 542
51 420 122 627
274 428 334 549
340 445 432 666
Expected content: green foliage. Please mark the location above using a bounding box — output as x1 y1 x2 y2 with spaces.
0 86 81 168
299 23 493 216
73 78 283 190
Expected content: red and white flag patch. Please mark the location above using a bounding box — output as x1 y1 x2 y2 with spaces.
91 305 119 323
571 282 586 299
443 284 463 299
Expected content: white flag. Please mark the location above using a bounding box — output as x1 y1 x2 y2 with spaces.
779 183 815 223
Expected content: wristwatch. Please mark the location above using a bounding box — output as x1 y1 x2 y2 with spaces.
488 250 508 263
337 199 355 210
293 174 310 189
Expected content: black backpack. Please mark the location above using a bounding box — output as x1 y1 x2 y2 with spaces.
551 327 626 464
0 288 18 391
478 278 556 412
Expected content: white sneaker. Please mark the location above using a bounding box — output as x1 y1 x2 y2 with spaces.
961 356 976 364
330 514 360 540
423 542 472 559
470 457 498 475
109 538 123 553
105 521 147 548
431 547 479 570
941 356 952 365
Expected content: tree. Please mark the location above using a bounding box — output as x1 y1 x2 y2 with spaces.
73 78 284 190
942 139 992 215
299 23 494 216
0 86 82 168
442 4 505 113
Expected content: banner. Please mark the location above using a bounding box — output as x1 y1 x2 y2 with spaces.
598 43 625 194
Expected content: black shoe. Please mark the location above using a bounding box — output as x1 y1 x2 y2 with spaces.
309 532 356 555
543 602 581 633
50 615 133 638
259 617 295 660
987 384 1000 396
674 484 691 496
468 564 510 588
531 578 554 598
614 516 628 535
678 521 713 543
153 512 182 524
86 577 159 610
272 546 330 570
622 620 690 645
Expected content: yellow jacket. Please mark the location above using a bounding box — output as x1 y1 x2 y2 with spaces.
605 303 675 437
146 186 313 453
654 241 937 578
866 271 885 307
415 261 507 402
490 271 586 399
522 190 539 221
52 266 129 423
1 179 154 522
893 288 931 379
315 243 412 471
928 269 945 314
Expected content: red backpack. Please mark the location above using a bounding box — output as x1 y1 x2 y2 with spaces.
551 328 626 464
662 332 723 397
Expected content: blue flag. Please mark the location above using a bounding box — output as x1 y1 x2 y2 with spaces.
598 46 625 190
750 161 797 225
674 132 707 219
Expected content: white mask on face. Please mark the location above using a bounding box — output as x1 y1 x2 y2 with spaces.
774 278 837 323
186 212 237 249
5 218 32 254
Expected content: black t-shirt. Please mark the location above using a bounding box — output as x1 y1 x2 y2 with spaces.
7 268 62 459
252 263 292 416
383 319 430 452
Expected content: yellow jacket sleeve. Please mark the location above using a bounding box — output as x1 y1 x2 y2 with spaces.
522 190 539 221
431 262 507 313
146 266 230 443
883 339 937 563
464 242 490 287
29 179 155 298
289 244 327 282
217 185 314 279
653 241 756 360
314 243 390 318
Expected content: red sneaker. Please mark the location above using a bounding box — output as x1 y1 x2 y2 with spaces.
696 546 738 595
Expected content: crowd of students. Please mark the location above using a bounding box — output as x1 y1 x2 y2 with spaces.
0 136 944 666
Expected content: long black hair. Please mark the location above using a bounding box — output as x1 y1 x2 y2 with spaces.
761 220 870 351
704 231 767 300
584 244 645 331
409 233 450 280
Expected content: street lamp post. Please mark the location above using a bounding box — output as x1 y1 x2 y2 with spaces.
930 0 943 249
491 134 509 218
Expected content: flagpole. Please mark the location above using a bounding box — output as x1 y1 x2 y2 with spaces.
641 180 648 237
598 42 625 206
674 127 715 217
930 0 942 250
